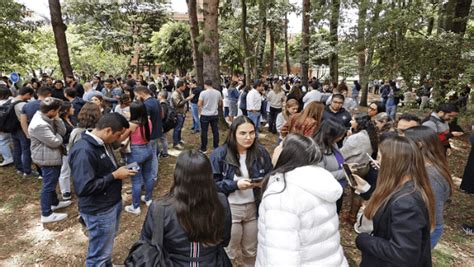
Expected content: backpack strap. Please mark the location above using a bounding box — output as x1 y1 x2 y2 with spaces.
151 201 166 247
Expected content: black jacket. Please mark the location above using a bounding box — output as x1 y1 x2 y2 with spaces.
356 181 432 267
69 132 121 215
210 144 273 199
322 105 352 129
140 193 232 267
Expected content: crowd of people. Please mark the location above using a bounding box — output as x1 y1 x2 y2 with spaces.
0 72 472 266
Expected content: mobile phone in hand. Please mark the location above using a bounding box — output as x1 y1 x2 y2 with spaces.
250 177 264 183
342 163 357 187
366 153 380 169
127 162 140 171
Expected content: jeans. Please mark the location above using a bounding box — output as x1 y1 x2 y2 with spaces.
81 201 122 267
172 113 185 146
268 107 281 134
431 224 444 249
200 115 219 151
0 132 13 162
125 144 154 208
149 139 159 181
59 155 71 194
386 105 397 120
190 103 200 131
226 203 258 267
247 111 261 133
40 166 61 216
11 129 32 174
158 134 168 155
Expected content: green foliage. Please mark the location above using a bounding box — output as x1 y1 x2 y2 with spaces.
0 0 39 72
64 0 169 55
150 22 193 75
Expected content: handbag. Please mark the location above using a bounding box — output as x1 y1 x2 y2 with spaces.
125 201 171 267
120 137 131 154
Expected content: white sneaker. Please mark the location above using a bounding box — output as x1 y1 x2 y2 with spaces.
0 159 13 167
124 205 141 215
51 200 72 211
141 195 152 207
41 212 67 223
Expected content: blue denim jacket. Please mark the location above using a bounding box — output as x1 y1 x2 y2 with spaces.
210 144 273 199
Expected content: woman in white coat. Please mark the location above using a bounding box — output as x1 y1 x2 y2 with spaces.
256 134 348 267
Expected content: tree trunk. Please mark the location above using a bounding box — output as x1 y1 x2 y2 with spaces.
202 0 220 89
49 0 73 80
255 0 267 78
329 0 340 84
187 0 204 88
357 0 368 106
284 12 291 76
241 0 252 84
364 0 382 97
269 27 275 75
300 0 310 88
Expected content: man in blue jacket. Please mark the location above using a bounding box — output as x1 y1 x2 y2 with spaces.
69 113 137 267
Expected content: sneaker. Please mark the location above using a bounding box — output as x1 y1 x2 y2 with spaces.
124 204 141 215
160 153 169 158
51 200 72 211
462 224 474 235
0 159 13 167
141 195 152 207
179 140 186 145
41 212 67 223
198 149 207 154
62 192 72 201
174 144 184 150
37 176 43 180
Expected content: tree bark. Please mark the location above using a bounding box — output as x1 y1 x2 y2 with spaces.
49 0 73 80
300 0 310 88
255 0 267 78
284 12 291 76
241 0 252 84
202 0 220 89
187 0 204 88
269 27 275 75
329 0 340 84
357 0 368 106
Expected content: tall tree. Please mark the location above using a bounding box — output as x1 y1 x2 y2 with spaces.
202 0 220 89
187 0 204 87
284 12 291 75
300 0 310 88
241 0 252 83
328 0 340 83
49 0 73 80
255 0 268 78
356 0 368 106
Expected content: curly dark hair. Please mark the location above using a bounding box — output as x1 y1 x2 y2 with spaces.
353 112 379 154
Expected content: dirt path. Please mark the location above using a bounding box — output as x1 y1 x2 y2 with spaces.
0 102 473 266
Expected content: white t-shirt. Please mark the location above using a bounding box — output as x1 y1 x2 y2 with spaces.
199 88 222 116
228 154 255 204
222 87 229 107
246 88 262 111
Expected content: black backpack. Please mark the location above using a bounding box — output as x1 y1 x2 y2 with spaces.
125 201 172 267
162 102 178 133
0 99 24 133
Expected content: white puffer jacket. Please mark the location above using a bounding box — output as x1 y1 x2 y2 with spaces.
256 165 348 267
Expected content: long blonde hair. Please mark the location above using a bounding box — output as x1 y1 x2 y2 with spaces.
364 136 435 231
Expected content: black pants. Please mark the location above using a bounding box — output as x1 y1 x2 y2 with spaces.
200 115 219 151
269 107 282 134
240 108 247 117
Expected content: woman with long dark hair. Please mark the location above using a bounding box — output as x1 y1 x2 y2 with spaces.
210 115 273 266
140 150 232 266
341 113 379 222
257 134 348 266
314 119 350 213
123 102 154 215
58 101 76 200
405 126 454 248
356 136 435 266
